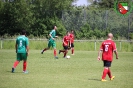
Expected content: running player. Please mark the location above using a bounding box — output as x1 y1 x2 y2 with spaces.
12 30 29 73
97 33 118 82
41 26 58 59
59 31 70 58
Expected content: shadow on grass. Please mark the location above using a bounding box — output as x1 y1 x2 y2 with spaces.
7 71 23 73
88 78 101 81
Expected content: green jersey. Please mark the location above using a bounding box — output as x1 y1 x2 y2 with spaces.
16 35 29 53
49 29 56 42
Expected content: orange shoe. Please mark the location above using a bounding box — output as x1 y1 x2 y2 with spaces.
110 76 115 81
101 79 107 82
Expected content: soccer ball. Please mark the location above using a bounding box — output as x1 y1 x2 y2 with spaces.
66 55 70 59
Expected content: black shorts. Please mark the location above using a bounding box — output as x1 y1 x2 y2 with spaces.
103 60 112 67
63 46 68 50
70 43 74 47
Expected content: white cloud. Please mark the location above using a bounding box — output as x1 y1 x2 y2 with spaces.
72 0 90 6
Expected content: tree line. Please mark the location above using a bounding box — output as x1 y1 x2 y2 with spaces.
0 0 133 39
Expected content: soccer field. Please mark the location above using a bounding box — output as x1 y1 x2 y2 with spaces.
0 50 133 88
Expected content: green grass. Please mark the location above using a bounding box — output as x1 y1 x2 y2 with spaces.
1 40 133 52
0 50 133 88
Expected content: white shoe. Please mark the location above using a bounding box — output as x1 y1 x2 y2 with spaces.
23 71 28 74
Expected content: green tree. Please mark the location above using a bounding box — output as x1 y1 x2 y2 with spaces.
98 0 114 9
0 0 34 36
0 0 75 37
30 0 75 37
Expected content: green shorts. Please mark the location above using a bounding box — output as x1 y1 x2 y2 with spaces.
17 53 27 61
48 41 56 48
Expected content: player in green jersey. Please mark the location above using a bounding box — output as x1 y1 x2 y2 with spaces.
41 26 58 59
12 30 29 73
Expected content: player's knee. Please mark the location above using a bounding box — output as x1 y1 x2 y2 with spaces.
65 50 68 53
104 67 109 69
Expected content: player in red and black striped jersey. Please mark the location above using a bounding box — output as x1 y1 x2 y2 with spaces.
59 31 70 58
97 33 118 82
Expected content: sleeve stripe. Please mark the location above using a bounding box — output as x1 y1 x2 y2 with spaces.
113 49 117 51
100 49 103 51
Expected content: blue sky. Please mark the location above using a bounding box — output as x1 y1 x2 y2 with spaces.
72 0 91 6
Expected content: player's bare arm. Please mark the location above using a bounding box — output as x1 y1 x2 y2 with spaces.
114 50 118 59
97 50 102 61
68 38 71 47
49 34 55 40
26 46 29 56
15 44 17 53
63 39 67 46
55 36 58 38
